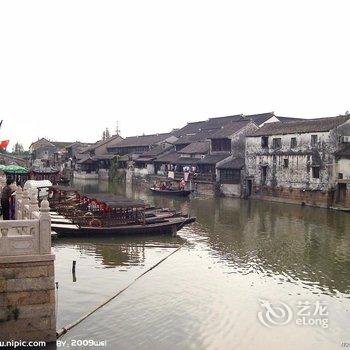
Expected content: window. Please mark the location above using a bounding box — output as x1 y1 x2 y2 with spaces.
311 135 318 147
261 136 269 148
338 173 343 179
220 169 241 184
211 138 231 152
312 166 320 179
283 158 289 168
291 137 297 148
261 166 267 185
272 138 282 149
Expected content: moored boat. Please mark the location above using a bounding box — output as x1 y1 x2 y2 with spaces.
149 187 193 197
45 187 196 237
57 177 70 185
51 216 195 237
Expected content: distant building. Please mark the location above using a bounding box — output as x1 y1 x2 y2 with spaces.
245 115 350 208
107 133 177 156
133 144 174 175
65 141 93 160
29 138 73 167
73 134 123 179
81 134 123 157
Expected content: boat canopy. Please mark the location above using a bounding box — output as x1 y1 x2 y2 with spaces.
82 193 146 209
50 185 77 192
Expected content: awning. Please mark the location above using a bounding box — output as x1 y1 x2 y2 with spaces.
3 165 29 174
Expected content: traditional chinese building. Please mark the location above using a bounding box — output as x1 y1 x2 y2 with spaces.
29 138 73 167
245 115 350 208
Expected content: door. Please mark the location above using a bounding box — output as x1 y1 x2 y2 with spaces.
261 166 267 185
337 183 347 204
247 179 253 197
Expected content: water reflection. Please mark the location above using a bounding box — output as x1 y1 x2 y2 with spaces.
188 197 350 297
54 235 185 269
53 180 350 349
71 180 350 297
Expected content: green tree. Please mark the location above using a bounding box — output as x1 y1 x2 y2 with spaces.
12 142 24 154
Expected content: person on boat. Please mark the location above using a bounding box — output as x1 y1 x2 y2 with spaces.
179 178 186 190
161 182 167 190
1 178 15 220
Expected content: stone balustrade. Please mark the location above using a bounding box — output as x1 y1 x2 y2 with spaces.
0 185 56 342
0 186 52 262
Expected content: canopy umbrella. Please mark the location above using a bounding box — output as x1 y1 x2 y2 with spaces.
3 165 29 174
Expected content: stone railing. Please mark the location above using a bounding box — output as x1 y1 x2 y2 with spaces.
0 185 56 342
0 186 52 262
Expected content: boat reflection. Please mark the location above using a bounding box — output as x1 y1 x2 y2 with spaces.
54 234 186 268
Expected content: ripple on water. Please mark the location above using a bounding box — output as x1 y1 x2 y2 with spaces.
57 183 350 349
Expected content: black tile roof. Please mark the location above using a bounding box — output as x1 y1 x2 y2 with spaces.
178 141 210 154
82 135 123 153
139 144 173 157
154 150 202 165
174 115 244 145
217 157 245 170
244 112 275 125
197 153 231 165
209 120 251 138
52 141 75 149
276 116 307 123
113 133 173 148
335 145 350 157
248 115 350 137
204 115 243 129
154 150 179 163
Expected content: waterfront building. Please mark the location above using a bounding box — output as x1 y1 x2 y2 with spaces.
81 134 123 157
107 133 178 177
245 115 350 208
216 157 245 196
107 133 177 156
334 145 350 207
29 138 73 167
193 119 258 193
133 144 174 175
173 115 243 151
73 135 123 180
65 141 93 160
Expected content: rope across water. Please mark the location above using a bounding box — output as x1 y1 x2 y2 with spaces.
56 244 183 338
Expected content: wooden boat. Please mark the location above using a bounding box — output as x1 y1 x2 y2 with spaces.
51 216 195 237
150 187 193 197
46 188 196 237
57 177 70 185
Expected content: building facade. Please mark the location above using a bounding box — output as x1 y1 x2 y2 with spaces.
245 115 350 207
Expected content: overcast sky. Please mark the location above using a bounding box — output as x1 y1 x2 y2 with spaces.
0 0 349 149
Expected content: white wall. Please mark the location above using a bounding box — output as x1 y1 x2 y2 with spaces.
245 131 334 190
334 158 350 179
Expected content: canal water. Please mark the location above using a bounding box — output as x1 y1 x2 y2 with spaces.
55 180 350 350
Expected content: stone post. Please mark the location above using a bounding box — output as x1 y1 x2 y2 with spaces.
29 188 39 218
39 199 51 255
15 185 23 220
21 189 30 220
